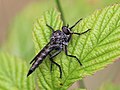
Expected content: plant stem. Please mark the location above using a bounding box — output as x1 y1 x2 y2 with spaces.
55 0 66 25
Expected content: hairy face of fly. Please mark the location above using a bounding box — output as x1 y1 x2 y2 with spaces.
62 26 71 35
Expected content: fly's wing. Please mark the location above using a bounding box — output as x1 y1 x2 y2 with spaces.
30 42 50 64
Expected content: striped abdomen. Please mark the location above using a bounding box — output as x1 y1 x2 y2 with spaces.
27 44 52 77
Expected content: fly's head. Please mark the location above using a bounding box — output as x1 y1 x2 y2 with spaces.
62 25 71 35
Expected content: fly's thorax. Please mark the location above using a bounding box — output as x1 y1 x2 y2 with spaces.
50 30 70 45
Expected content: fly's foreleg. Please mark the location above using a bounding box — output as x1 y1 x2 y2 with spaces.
72 29 91 35
70 18 82 29
64 45 82 66
49 49 62 78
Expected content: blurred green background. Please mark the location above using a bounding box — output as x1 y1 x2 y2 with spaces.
0 0 120 90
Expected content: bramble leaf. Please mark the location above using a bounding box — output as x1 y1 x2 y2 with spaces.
0 52 35 90
33 4 120 90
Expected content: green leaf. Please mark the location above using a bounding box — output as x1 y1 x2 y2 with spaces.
99 82 120 90
33 4 120 90
0 52 35 90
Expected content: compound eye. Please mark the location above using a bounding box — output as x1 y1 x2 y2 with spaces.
62 26 70 35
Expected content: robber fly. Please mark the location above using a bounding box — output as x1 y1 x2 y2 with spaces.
27 18 90 78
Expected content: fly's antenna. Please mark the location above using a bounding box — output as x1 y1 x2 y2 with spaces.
69 18 82 30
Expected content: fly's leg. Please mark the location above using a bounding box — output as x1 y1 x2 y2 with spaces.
49 58 62 78
49 54 53 72
46 24 54 32
69 29 91 44
64 45 82 66
72 29 91 35
49 49 62 78
70 18 82 29
49 49 62 71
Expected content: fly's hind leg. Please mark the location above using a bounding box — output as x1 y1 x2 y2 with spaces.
49 49 62 78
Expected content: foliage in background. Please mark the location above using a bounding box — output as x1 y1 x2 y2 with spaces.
0 0 120 90
0 52 35 90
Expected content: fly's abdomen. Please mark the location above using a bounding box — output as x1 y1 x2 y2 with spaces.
27 45 52 77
